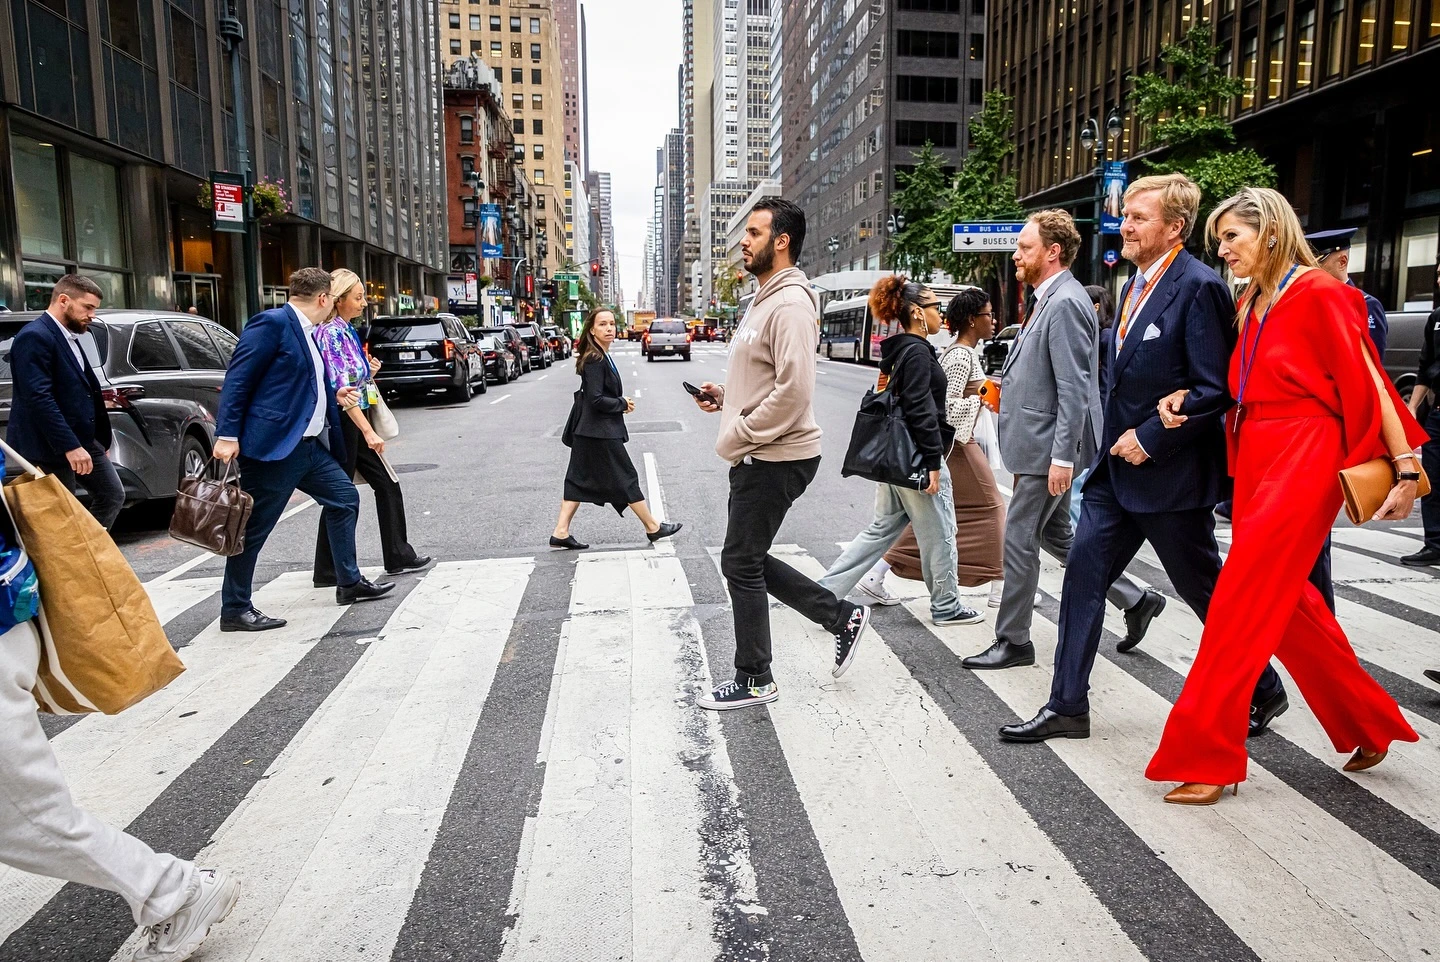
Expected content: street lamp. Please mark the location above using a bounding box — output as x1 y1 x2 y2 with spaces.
219 4 260 318
826 235 840 274
1080 107 1124 281
887 212 906 235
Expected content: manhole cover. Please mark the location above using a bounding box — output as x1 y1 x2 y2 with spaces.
391 463 440 474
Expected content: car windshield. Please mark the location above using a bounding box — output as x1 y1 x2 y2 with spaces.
369 321 446 343
651 321 686 334
475 337 500 350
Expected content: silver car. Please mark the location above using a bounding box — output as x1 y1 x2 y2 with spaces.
0 310 236 506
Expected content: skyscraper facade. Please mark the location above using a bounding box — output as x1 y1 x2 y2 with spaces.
587 170 620 304
681 0 715 312
554 0 587 175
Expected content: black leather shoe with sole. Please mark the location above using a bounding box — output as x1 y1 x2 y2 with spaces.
1247 688 1290 737
219 609 287 632
961 640 1036 670
1117 589 1166 653
999 708 1091 743
336 577 396 605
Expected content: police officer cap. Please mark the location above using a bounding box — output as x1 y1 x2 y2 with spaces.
1304 227 1358 258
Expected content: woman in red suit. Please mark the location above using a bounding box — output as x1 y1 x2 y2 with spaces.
1146 187 1428 805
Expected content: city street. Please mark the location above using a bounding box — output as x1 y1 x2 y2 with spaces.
3 342 1439 961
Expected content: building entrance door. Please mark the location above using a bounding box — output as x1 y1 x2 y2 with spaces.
173 273 221 320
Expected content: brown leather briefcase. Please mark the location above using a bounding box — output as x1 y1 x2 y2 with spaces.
169 458 254 556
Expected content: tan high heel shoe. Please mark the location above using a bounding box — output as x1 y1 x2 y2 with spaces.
1163 782 1239 806
1342 748 1387 773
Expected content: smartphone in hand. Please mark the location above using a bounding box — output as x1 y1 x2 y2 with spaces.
682 381 717 405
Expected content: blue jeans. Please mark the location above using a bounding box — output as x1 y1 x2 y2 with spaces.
222 438 361 616
820 462 962 620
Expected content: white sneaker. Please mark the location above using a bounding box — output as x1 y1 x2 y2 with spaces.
133 868 239 962
1035 591 1044 608
987 581 1004 608
855 569 901 606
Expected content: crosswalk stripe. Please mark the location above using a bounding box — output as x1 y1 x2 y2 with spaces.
143 575 223 624
161 559 534 962
754 547 1146 961
0 573 351 943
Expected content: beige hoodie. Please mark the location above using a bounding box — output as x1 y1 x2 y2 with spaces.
715 266 822 465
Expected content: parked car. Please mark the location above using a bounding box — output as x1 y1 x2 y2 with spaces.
543 325 572 359
981 325 1019 377
366 313 487 402
643 318 692 361
0 310 234 506
1384 309 1432 403
475 334 521 384
514 323 554 368
476 325 531 373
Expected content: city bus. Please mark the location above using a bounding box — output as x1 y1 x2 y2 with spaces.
819 278 984 365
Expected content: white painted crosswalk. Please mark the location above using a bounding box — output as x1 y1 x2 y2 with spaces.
3 530 1439 962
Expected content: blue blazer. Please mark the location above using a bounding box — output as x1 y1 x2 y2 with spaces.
216 304 346 462
1093 249 1233 513
5 313 111 463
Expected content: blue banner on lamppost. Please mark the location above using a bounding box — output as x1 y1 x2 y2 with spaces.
1100 161 1128 235
480 204 503 258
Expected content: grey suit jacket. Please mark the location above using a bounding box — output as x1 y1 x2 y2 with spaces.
997 269 1103 476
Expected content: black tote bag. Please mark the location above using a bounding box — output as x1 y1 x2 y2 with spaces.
841 349 928 490
560 389 582 447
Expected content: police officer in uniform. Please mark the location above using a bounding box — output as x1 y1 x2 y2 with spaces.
1305 227 1388 355
1403 263 1440 570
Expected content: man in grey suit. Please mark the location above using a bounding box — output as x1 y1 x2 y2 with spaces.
962 210 1164 671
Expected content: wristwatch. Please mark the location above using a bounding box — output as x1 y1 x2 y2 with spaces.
1398 471 1422 482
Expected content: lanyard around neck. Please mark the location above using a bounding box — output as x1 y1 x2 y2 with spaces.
1235 265 1300 409
1116 246 1182 347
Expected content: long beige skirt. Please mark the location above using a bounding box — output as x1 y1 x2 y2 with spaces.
884 439 1005 587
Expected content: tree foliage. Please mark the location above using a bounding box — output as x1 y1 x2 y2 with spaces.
1129 26 1277 220
712 266 745 312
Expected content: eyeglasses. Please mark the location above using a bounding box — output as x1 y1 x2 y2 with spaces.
916 300 942 310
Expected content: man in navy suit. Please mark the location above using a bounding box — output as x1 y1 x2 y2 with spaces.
6 274 125 529
213 268 393 632
1000 174 1288 743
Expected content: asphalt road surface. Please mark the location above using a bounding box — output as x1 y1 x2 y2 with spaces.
5 339 1440 962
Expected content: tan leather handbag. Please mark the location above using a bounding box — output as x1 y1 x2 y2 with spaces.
169 458 254 556
1338 458 1431 525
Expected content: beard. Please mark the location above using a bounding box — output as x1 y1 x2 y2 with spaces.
59 303 92 333
746 238 776 277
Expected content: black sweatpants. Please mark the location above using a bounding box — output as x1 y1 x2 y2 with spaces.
720 455 849 687
314 414 419 580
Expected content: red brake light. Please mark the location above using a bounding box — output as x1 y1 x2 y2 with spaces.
443 339 455 360
101 385 145 410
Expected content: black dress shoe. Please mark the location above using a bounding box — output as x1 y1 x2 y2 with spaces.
1214 500 1233 522
1247 688 1290 737
1117 589 1166 653
999 708 1091 743
549 535 589 550
647 521 682 543
219 609 287 632
1400 546 1440 567
386 555 433 575
1425 669 1440 686
961 640 1036 670
336 577 396 605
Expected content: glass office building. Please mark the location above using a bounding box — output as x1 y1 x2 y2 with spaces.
0 0 448 327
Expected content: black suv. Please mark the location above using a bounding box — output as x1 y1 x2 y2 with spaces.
476 325 531 374
514 323 554 369
367 313 487 402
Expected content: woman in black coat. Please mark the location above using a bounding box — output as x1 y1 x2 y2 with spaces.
549 308 682 549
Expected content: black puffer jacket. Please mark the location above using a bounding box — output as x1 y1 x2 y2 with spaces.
879 332 952 470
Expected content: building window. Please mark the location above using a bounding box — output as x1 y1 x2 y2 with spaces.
969 78 984 104
533 118 544 134
895 31 961 58
532 93 543 108
514 118 525 134
1391 0 1416 50
896 75 960 103
970 33 985 60
459 115 474 143
532 68 542 83
511 41 522 57
896 0 961 8
1240 31 1259 107
530 17 541 33
450 38 461 54
510 16 521 31
490 15 500 29
530 43 542 60
469 15 481 30
1266 18 1286 100
513 92 524 109
460 156 476 177
449 13 460 28
534 144 545 159
1296 5 1317 88
512 67 524 84
1355 0 1377 64
534 169 545 185
1325 0 1346 75
514 143 525 160
492 40 503 54
895 120 959 147
537 195 545 210
470 39 482 52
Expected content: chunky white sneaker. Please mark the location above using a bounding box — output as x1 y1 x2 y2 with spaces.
987 581 1004 608
855 568 901 606
133 868 239 962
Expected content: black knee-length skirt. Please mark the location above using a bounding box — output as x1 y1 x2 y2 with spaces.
564 435 643 515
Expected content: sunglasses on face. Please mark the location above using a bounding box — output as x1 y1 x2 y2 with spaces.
916 300 942 310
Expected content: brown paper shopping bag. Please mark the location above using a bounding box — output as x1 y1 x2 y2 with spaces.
0 441 184 714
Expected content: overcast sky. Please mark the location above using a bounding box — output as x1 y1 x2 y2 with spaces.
584 0 682 309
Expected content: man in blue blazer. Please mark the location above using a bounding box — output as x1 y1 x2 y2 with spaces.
213 268 393 631
6 275 125 528
1001 174 1288 743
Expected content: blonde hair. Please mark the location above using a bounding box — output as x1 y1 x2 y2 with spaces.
329 268 362 303
1125 173 1202 241
1027 209 1082 267
1206 187 1318 313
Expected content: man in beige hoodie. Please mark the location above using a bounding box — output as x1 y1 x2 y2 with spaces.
692 198 871 711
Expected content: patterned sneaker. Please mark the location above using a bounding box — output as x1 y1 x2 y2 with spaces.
933 604 986 626
833 605 871 679
696 680 779 711
855 568 901 606
133 868 239 962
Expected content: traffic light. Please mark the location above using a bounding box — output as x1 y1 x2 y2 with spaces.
590 261 600 277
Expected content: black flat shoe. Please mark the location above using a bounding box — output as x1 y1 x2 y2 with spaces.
219 609 287 632
386 555 433 575
1425 669 1440 685
549 535 589 550
1118 589 1166 653
999 708 1090 743
647 521 682 543
337 577 396 605
1400 546 1440 567
1248 688 1290 737
961 640 1036 670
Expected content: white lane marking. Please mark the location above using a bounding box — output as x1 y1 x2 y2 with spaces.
143 576 224 623
643 451 667 524
0 573 353 938
190 560 535 962
149 498 315 584
490 393 511 405
538 374 549 381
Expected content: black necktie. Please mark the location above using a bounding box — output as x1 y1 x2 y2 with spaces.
1024 292 1038 324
